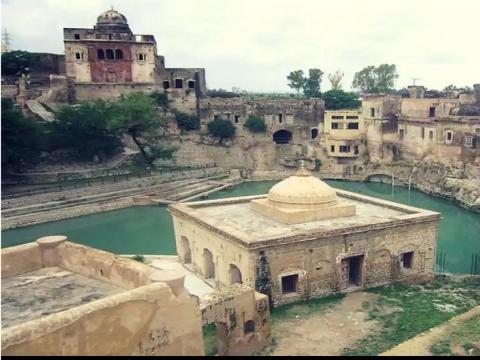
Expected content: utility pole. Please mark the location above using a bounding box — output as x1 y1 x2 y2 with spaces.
411 78 421 86
1 28 11 53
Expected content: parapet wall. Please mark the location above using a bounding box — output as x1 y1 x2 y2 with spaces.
1 237 205 356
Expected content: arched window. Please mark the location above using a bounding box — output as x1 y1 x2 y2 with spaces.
229 264 242 285
97 49 105 60
75 52 81 60
115 49 123 60
180 236 191 263
188 80 195 89
106 49 114 60
203 249 215 279
273 129 293 144
163 80 170 89
311 128 318 139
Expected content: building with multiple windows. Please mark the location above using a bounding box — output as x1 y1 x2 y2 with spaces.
169 166 440 307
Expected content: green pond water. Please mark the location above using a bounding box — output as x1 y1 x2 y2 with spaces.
2 180 479 274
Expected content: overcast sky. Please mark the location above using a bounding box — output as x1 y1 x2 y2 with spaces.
2 0 479 92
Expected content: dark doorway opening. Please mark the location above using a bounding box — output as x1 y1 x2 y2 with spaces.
401 252 414 269
281 274 298 294
348 256 362 286
273 129 292 144
341 255 363 288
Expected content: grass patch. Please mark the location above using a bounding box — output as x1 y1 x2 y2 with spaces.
342 277 480 356
430 314 480 356
270 293 345 321
202 323 218 356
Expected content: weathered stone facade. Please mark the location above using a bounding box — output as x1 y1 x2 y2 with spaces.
169 175 440 307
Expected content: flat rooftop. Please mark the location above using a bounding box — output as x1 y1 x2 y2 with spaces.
170 188 440 248
2 267 124 329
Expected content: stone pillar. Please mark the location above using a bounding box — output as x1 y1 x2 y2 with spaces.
36 235 68 267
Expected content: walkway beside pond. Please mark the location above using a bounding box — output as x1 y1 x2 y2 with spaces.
2 172 241 230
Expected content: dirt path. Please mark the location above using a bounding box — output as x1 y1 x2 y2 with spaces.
380 305 480 356
270 292 379 356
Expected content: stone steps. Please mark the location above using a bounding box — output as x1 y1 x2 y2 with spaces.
2 178 208 218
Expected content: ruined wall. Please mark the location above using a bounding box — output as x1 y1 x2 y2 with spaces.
74 83 160 101
1 240 205 356
200 285 270 356
2 283 204 356
256 218 438 306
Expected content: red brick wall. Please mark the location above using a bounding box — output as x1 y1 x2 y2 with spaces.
88 43 132 83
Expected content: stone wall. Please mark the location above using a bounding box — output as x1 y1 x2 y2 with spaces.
200 284 270 356
1 239 205 356
74 82 161 101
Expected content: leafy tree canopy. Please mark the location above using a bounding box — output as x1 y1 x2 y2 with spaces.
322 90 361 110
287 70 306 96
1 50 40 76
1 98 45 170
304 68 324 98
109 92 166 164
207 118 236 139
352 64 398 93
174 110 200 131
52 100 122 161
244 115 266 133
149 90 169 108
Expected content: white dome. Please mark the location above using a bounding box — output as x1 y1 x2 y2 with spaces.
268 168 337 206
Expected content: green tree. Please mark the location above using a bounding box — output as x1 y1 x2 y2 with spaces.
207 118 236 140
52 100 122 161
149 90 169 108
287 70 306 96
328 70 344 90
303 68 324 98
174 111 200 130
322 90 361 110
244 115 266 133
443 85 473 94
110 92 166 164
352 64 398 93
1 98 45 170
1 50 40 76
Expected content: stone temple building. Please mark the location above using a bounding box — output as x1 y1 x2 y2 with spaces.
61 8 206 105
169 165 441 306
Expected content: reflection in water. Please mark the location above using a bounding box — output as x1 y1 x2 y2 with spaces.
2 180 479 274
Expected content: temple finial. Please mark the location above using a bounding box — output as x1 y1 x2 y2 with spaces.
296 159 311 176
111 4 114 10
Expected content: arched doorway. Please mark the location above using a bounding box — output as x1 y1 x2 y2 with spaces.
229 264 243 285
311 128 318 139
203 249 215 279
273 129 292 144
180 236 191 263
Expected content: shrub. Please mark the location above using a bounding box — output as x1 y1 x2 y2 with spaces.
244 115 266 133
207 118 236 139
174 111 200 130
131 255 144 262
149 91 169 108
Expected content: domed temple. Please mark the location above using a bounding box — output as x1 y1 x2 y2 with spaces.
169 166 441 307
250 162 356 224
